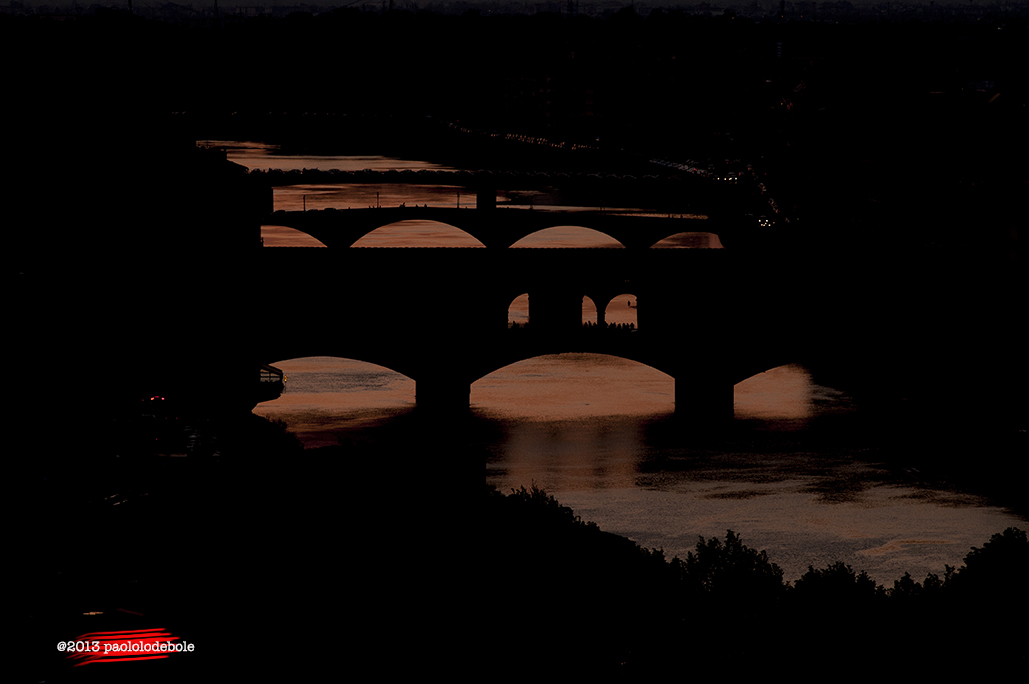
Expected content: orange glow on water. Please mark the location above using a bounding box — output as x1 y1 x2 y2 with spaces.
604 294 638 327
261 225 328 247
473 354 673 420
652 231 724 248
734 365 814 420
351 220 485 247
510 225 624 248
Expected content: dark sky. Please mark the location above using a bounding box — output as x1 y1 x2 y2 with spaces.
4 0 1003 9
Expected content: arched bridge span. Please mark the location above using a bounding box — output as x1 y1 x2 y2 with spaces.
255 245 799 421
267 207 726 250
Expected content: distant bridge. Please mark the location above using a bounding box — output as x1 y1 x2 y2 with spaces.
245 167 796 421
267 206 726 249
247 167 723 189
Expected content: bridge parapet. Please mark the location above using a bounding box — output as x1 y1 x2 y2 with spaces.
248 167 720 196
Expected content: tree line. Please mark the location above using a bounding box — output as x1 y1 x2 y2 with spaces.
484 483 1028 675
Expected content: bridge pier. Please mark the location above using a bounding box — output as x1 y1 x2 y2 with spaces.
674 369 734 426
476 187 496 211
530 288 583 336
416 376 471 414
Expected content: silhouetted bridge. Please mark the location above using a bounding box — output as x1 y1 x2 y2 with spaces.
267 206 729 249
255 205 797 421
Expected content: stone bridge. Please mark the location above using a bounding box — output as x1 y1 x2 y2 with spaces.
255 242 797 422
265 206 730 249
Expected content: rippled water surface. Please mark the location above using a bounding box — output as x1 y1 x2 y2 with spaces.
256 356 1020 583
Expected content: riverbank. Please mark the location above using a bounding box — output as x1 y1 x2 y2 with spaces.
21 411 1025 681
484 484 1028 676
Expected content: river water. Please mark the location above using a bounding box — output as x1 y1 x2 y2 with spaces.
207 140 1025 585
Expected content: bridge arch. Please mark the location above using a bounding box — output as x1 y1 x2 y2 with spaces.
263 353 420 388
350 220 486 247
602 293 639 329
507 293 530 328
509 225 625 248
470 352 674 415
252 356 419 445
265 208 497 248
267 208 723 250
581 296 599 325
733 363 829 422
651 231 725 249
261 225 329 247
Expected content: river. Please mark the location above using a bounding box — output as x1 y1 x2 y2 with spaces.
206 139 1026 585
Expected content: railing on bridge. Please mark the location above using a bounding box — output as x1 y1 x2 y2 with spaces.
256 363 286 403
260 364 285 383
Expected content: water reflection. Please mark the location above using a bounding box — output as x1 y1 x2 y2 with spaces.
261 225 328 247
234 141 1024 588
254 356 415 445
604 295 638 328
201 142 457 173
474 354 673 420
735 364 815 422
507 294 529 327
253 355 1021 584
652 231 724 249
351 221 485 248
510 226 624 248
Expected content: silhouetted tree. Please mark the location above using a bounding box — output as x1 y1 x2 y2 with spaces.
792 560 884 605
483 486 1027 675
676 530 788 607
948 527 1028 598
483 484 681 674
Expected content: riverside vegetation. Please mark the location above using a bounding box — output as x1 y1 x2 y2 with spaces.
485 483 1028 676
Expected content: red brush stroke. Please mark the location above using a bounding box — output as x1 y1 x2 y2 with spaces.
66 628 181 666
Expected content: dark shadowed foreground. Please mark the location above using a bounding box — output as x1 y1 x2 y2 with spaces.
484 484 1028 677
23 417 468 682
20 413 1027 682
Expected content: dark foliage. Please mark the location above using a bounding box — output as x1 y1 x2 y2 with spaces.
484 484 1028 675
675 530 788 608
793 560 884 606
484 484 681 674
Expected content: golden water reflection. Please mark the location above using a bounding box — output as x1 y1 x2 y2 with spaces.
256 357 823 440
351 220 485 247
652 232 724 248
510 226 624 248
734 364 814 421
261 225 327 247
